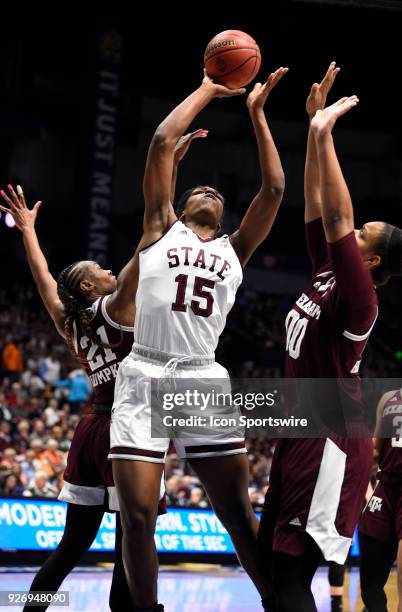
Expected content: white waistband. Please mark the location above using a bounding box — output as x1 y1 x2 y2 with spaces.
132 343 215 367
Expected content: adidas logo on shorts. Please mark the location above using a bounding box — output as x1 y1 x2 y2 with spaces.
289 517 302 527
368 496 383 513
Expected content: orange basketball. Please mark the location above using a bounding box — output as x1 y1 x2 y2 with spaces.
204 30 261 89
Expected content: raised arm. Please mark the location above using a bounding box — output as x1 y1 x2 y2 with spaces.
0 186 65 335
311 95 359 243
230 67 288 267
106 130 209 325
142 74 245 247
305 62 340 223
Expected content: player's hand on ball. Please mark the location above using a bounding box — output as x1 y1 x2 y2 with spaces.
306 61 340 119
0 184 42 232
202 70 246 98
246 67 289 112
174 129 209 164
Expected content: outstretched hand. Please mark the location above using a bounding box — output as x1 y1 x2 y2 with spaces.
311 95 359 136
201 70 246 99
306 61 340 118
174 129 209 164
0 185 42 232
246 67 289 112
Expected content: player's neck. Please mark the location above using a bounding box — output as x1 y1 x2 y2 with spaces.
183 220 217 239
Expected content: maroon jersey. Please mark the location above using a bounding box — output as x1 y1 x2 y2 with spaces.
72 295 134 404
284 220 378 433
378 389 402 483
286 219 378 380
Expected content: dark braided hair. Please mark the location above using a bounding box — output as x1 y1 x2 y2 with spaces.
372 223 402 287
57 261 121 358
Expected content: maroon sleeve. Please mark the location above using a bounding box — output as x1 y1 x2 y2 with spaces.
305 218 329 275
328 231 378 337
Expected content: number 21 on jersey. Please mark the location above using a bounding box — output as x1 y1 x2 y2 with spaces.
285 309 309 359
80 325 117 372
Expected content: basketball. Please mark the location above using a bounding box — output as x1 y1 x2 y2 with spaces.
204 30 261 89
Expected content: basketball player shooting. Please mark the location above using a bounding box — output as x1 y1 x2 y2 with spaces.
109 66 288 612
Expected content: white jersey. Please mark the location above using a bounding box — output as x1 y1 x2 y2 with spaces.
135 220 243 356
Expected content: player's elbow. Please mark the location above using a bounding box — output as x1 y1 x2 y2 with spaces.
152 128 176 151
322 210 353 230
263 175 285 201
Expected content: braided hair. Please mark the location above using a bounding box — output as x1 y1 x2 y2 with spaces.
57 261 120 357
372 223 402 287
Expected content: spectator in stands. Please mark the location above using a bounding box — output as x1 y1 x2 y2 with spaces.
40 351 61 385
20 449 41 484
0 474 25 496
166 475 181 506
43 400 61 428
14 420 31 452
67 369 91 414
0 392 12 421
0 420 12 452
189 488 209 509
2 337 23 382
1 448 18 469
23 471 58 498
40 439 65 477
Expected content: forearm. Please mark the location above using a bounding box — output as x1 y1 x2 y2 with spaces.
156 86 213 145
170 162 178 204
315 131 354 235
22 227 58 304
304 124 322 222
250 108 284 195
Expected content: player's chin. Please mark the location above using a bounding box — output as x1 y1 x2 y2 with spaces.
108 279 117 292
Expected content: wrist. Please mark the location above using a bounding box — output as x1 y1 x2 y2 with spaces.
199 83 216 102
22 225 35 236
249 105 264 115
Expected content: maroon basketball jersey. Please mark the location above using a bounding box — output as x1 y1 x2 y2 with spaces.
285 220 378 381
378 389 402 482
73 295 134 404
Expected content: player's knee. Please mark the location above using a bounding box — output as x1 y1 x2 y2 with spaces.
121 503 155 538
214 500 255 534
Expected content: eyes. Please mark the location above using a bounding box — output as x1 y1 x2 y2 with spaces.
192 188 223 203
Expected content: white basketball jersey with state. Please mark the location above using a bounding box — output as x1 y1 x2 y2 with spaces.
135 220 243 356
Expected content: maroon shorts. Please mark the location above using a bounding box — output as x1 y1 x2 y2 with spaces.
359 479 402 543
59 413 166 514
259 436 372 564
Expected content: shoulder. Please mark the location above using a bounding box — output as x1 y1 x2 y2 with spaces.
101 295 134 333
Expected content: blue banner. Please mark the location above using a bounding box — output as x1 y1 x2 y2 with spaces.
0 498 360 556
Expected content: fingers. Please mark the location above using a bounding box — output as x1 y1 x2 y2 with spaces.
33 201 42 212
226 87 247 96
190 129 209 139
337 95 359 113
16 185 27 208
265 66 289 90
0 189 14 210
320 61 340 91
332 96 348 106
0 203 11 215
4 184 22 210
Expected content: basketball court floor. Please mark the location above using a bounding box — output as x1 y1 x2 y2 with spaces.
0 565 397 611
